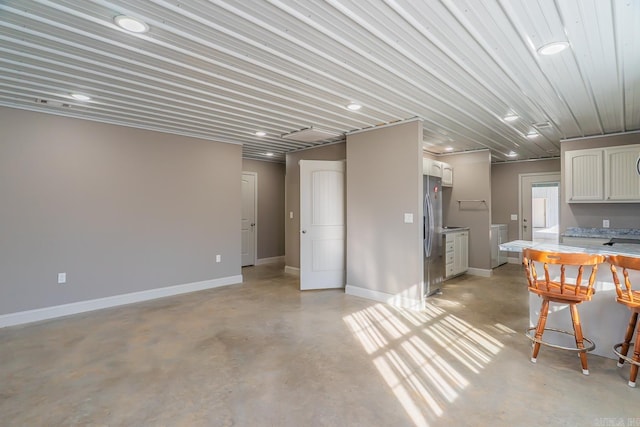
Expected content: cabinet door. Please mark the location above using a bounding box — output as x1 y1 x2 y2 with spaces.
604 146 640 201
441 162 453 187
565 149 604 202
423 158 443 177
453 232 469 275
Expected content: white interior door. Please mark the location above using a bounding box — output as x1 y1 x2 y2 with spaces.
241 172 257 266
299 160 345 290
520 173 560 241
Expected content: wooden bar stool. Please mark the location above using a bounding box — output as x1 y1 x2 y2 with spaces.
607 254 640 387
522 249 606 375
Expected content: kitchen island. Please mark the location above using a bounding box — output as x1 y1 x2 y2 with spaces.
499 240 640 360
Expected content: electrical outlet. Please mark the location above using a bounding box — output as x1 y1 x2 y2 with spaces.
289 211 294 219
510 214 518 221
58 272 66 284
216 254 221 263
603 219 610 228
404 213 413 223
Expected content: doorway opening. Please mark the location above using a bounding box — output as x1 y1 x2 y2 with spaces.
519 172 561 243
531 182 560 243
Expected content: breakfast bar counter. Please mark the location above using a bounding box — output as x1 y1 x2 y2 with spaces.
500 240 640 359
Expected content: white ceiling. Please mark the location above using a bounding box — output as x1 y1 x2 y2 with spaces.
1 0 639 163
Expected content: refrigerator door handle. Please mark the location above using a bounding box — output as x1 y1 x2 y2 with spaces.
425 189 434 257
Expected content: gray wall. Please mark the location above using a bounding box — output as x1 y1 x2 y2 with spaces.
440 150 493 270
284 143 346 269
491 159 561 242
560 133 640 230
0 107 242 315
346 121 423 302
242 159 285 260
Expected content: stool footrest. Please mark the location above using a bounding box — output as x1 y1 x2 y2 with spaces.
613 343 640 368
525 327 596 353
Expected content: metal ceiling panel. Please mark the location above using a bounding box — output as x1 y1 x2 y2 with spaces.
0 0 638 162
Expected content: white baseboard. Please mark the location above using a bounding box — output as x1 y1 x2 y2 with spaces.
0 274 243 328
508 257 521 264
466 268 492 278
345 285 422 310
256 256 285 265
284 265 300 276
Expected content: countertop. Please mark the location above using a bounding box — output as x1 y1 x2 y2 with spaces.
499 240 640 258
562 227 640 240
441 226 470 233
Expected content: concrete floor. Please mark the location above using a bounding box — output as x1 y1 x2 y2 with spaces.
0 263 637 426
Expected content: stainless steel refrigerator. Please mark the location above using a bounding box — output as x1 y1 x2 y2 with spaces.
423 174 444 298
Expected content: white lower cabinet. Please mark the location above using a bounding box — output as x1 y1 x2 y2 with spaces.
445 230 468 279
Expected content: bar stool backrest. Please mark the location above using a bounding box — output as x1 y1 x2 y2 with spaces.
608 255 640 306
522 249 606 299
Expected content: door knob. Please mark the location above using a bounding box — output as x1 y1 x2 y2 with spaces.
301 230 307 234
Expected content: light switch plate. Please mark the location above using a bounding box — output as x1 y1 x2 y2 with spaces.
289 211 294 219
404 213 414 224
58 272 66 284
603 219 610 228
510 214 518 221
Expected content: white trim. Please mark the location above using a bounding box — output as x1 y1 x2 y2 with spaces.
345 285 422 310
256 255 285 265
466 268 492 278
561 130 640 142
0 274 242 328
508 256 521 264
1 103 243 146
346 117 423 136
518 172 561 240
284 265 300 275
241 171 258 267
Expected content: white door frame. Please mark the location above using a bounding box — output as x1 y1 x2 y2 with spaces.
518 172 561 240
299 159 346 290
241 171 258 266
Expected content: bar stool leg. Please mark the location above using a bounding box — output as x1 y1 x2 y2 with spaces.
532 299 550 363
630 323 640 387
618 312 638 368
569 303 589 375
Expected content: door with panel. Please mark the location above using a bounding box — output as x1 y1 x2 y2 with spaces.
241 172 257 267
299 160 345 290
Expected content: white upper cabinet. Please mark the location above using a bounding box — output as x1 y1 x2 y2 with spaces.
441 162 453 187
423 158 442 177
565 148 604 202
423 158 453 186
604 146 640 201
565 144 640 203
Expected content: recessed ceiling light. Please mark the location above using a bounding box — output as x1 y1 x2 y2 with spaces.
114 15 149 33
507 151 518 157
346 103 362 111
503 113 519 122
255 131 267 137
70 93 91 101
444 147 454 152
265 152 274 157
537 41 569 55
526 130 540 138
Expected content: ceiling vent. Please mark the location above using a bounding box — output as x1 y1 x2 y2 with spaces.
281 127 342 142
533 122 552 129
34 98 72 108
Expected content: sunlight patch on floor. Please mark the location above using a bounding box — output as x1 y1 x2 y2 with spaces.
344 302 504 427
